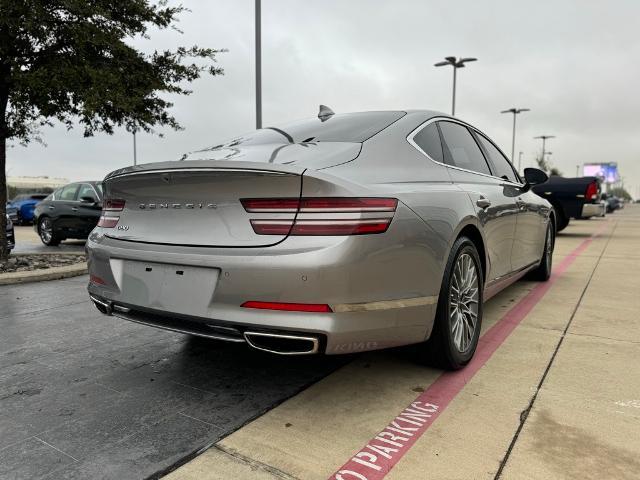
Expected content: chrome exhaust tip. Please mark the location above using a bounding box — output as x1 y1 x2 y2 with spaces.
89 294 112 316
244 331 319 355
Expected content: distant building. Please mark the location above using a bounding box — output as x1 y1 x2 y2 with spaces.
7 176 68 191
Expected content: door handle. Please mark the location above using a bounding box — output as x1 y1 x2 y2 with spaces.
71 207 78 212
48 206 55 210
476 197 491 209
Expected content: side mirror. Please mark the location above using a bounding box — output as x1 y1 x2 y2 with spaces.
80 196 97 204
523 168 549 186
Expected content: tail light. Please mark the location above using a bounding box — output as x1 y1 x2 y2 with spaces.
585 182 598 201
97 198 125 228
89 274 106 285
241 197 398 236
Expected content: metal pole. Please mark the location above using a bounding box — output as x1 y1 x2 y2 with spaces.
255 0 262 130
541 137 546 165
576 165 580 177
518 151 523 173
133 131 137 166
510 112 517 163
451 66 457 116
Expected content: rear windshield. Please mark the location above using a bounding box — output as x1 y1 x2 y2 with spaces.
220 111 406 146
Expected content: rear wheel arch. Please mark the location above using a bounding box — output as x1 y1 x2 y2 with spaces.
456 224 487 282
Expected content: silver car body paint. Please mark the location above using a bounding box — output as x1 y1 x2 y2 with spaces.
87 110 552 354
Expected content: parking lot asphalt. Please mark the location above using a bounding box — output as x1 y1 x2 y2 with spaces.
167 206 640 480
11 226 86 254
0 277 347 479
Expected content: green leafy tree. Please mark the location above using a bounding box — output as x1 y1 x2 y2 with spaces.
535 154 550 173
609 187 632 202
535 155 562 177
0 0 225 260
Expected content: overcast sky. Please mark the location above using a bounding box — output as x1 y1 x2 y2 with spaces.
7 0 640 197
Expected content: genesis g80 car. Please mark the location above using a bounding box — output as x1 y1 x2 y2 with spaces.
87 109 554 369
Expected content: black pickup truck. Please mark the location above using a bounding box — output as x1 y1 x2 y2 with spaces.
532 176 604 232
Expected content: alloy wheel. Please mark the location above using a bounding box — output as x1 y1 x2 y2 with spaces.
40 218 53 243
449 253 480 353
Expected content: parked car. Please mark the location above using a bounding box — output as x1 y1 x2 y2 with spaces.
87 109 555 369
8 193 49 225
5 202 18 223
531 176 603 231
33 182 103 246
603 194 623 213
5 214 15 254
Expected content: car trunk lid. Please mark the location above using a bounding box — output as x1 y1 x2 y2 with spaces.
103 162 304 247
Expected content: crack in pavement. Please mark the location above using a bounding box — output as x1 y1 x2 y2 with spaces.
494 220 618 479
212 444 300 480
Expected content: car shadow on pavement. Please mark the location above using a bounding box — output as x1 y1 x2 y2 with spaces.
556 232 593 238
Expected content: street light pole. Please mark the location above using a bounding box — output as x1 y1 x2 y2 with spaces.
501 108 530 163
452 66 457 117
255 0 262 130
518 151 524 173
534 135 555 168
434 56 477 116
133 130 137 166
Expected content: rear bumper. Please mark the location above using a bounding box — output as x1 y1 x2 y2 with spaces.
581 202 606 218
86 204 444 355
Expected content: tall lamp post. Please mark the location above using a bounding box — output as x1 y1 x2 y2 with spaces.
534 135 555 167
132 130 137 166
501 108 530 163
518 151 524 173
434 56 477 116
255 0 262 129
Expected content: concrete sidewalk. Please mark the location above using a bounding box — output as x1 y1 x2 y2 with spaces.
165 207 639 479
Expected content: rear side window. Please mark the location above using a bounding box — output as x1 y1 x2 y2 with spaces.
438 121 492 176
476 133 518 183
77 184 97 201
412 123 443 163
58 184 79 201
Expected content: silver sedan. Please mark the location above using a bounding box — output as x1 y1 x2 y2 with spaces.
87 109 554 369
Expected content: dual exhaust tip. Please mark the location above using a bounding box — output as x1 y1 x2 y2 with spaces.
90 295 320 355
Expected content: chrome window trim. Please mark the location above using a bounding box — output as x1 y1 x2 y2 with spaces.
406 117 526 188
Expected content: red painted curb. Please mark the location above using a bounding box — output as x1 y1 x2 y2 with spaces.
330 223 609 480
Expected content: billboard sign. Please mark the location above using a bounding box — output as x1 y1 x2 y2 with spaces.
583 163 619 183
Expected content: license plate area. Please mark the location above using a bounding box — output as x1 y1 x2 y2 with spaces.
119 260 220 317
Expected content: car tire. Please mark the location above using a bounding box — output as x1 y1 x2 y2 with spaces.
417 236 483 370
38 217 61 246
555 207 569 232
528 221 554 281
